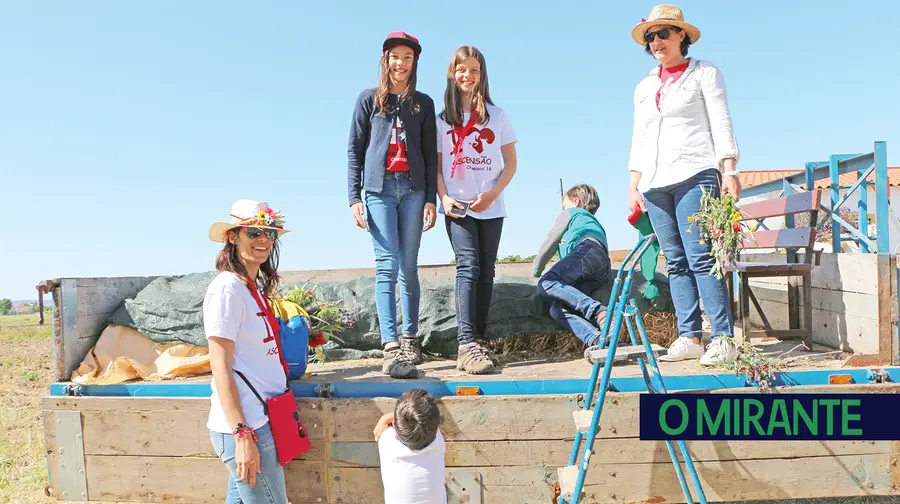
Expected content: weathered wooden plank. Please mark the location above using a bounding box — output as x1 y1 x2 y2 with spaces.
330 466 555 504
43 410 325 460
877 253 893 358
329 439 892 468
42 397 214 412
47 455 327 503
578 453 896 503
332 452 896 504
57 277 155 380
329 395 626 442
892 255 899 366
43 398 326 459
741 228 814 250
739 191 820 221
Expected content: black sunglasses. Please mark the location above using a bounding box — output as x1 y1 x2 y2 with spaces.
644 27 682 44
244 227 278 241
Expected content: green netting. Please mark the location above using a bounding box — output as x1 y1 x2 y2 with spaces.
108 268 673 358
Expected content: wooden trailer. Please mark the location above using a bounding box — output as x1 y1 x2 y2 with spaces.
40 268 900 504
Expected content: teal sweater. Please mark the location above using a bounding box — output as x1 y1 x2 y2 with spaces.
532 208 609 275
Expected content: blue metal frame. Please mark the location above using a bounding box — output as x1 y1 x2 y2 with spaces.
48 366 900 398
562 234 708 504
741 141 889 254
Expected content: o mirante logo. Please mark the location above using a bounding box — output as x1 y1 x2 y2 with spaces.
639 393 893 441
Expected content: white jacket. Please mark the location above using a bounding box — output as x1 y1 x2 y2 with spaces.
628 58 740 193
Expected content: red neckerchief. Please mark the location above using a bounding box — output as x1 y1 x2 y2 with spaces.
248 284 289 377
450 110 479 179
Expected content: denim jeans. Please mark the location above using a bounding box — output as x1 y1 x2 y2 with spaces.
537 239 611 346
642 168 734 339
445 215 504 345
209 423 288 504
365 172 426 344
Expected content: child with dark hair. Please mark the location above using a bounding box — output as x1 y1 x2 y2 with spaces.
373 389 447 504
533 184 612 358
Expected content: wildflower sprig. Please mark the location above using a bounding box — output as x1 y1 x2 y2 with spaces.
717 340 786 391
283 283 353 362
687 188 746 279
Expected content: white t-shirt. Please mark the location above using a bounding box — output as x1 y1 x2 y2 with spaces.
203 271 287 434
437 104 517 220
378 427 447 504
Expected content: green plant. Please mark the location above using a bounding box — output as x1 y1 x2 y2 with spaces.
282 284 353 363
717 340 786 391
688 190 747 280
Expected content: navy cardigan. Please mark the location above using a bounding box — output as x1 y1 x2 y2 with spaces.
347 89 438 206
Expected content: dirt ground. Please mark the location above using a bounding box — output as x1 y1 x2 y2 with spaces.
0 318 54 504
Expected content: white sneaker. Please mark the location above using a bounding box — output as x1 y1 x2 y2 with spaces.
658 337 705 362
699 337 739 366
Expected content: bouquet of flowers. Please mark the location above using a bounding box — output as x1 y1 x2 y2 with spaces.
283 284 353 362
719 340 785 391
687 188 746 279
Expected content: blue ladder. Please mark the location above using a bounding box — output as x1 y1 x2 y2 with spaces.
557 234 708 504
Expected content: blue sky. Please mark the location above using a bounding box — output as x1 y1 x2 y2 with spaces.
1 1 896 300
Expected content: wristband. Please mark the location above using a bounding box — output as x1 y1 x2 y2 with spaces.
233 426 258 443
724 170 740 177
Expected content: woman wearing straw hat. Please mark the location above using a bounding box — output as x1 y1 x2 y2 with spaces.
205 199 291 504
627 5 741 366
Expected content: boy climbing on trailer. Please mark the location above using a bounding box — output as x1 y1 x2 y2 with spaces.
532 184 612 359
373 388 447 504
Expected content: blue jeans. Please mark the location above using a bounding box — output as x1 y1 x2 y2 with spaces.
209 423 288 504
537 239 611 346
642 168 734 339
365 172 426 344
445 215 504 346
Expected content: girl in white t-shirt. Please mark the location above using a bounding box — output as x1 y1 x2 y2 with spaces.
204 199 292 504
435 46 518 374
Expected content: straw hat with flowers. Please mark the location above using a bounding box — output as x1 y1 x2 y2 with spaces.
632 4 701 46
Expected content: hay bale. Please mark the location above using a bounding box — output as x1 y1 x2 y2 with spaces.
486 311 677 360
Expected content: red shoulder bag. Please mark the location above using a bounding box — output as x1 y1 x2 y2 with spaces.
233 286 312 466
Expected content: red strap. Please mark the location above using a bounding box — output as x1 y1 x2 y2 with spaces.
450 110 479 179
248 287 290 378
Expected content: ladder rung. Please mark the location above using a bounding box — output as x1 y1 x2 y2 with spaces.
572 410 594 433
558 465 580 496
588 344 665 363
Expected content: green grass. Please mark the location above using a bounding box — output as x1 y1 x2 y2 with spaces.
0 314 42 327
0 323 53 504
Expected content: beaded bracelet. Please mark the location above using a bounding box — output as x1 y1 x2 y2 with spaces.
233 427 259 443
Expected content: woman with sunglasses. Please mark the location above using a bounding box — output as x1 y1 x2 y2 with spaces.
627 5 741 366
204 199 291 504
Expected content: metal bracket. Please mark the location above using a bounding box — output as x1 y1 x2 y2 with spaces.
56 410 88 501
64 384 83 396
315 384 334 398
446 471 482 504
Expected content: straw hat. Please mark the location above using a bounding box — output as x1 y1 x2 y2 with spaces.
632 5 701 46
208 199 290 243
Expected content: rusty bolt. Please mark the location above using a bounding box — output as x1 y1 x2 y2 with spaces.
609 493 616 500
611 398 618 405
610 427 617 434
334 476 341 481
610 472 616 478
